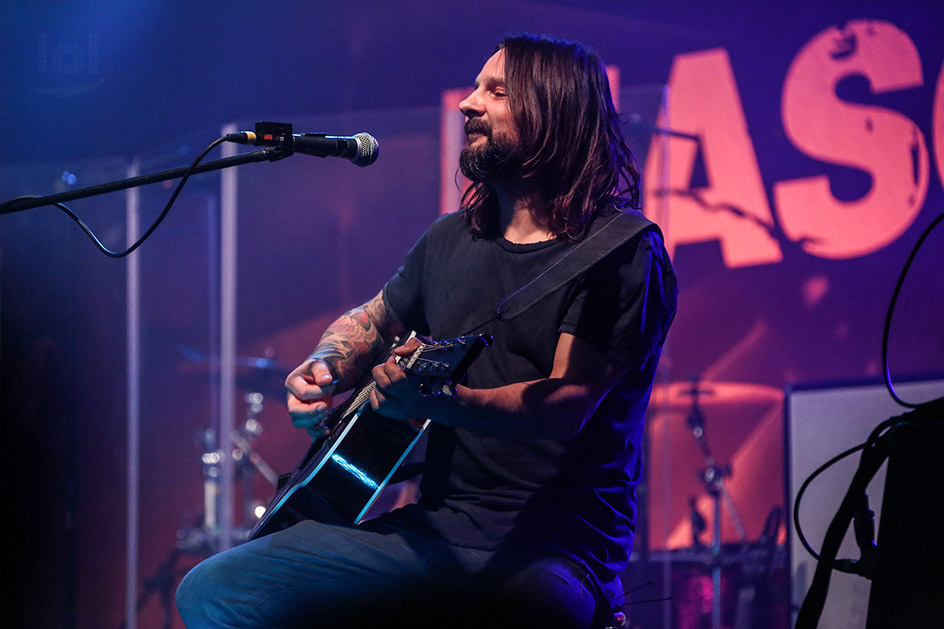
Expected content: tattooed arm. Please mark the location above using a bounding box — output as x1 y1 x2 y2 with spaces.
285 291 409 437
308 290 409 388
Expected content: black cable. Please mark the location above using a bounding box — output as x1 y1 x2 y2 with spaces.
53 137 226 258
792 441 864 561
795 405 939 626
795 429 891 629
792 413 903 563
792 204 944 610
882 207 944 408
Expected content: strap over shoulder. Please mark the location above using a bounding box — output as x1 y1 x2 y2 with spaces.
495 208 658 321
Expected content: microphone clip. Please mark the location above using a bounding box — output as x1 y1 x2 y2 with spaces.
226 121 294 148
223 121 296 162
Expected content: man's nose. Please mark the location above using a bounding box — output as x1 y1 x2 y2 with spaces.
459 90 484 117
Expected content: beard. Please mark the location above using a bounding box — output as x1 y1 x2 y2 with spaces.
458 119 520 182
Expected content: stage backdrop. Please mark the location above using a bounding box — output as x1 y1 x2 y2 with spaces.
1 2 942 628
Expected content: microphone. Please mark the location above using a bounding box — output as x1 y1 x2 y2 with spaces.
224 122 379 167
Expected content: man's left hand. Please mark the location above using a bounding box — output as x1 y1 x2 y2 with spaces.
368 338 457 422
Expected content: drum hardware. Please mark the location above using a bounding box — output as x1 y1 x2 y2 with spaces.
638 377 786 628
179 390 278 554
683 376 747 629
120 354 282 629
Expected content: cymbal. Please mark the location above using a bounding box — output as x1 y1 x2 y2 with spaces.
178 346 290 395
650 381 781 410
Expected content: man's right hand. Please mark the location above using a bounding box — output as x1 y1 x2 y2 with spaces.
286 359 337 438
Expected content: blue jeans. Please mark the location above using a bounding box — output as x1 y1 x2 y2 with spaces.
175 516 603 628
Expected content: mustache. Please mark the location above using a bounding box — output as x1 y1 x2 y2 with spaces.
464 118 492 137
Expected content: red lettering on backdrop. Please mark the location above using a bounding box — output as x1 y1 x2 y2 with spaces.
774 20 928 259
935 60 944 188
643 49 782 268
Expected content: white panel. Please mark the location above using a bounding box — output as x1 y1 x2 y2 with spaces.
787 378 944 628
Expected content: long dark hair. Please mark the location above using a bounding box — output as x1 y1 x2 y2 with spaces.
461 34 640 240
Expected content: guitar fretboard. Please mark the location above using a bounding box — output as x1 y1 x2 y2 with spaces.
337 344 423 420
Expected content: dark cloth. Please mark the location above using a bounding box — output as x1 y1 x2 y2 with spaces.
382 208 677 586
176 516 600 629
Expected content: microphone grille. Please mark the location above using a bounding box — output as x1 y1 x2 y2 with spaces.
352 132 379 167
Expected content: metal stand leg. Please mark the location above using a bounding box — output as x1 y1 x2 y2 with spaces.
685 377 747 629
179 390 279 553
119 390 281 628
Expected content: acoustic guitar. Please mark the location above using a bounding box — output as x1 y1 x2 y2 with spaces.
248 333 491 539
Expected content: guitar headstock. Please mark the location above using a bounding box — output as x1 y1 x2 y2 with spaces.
400 334 492 396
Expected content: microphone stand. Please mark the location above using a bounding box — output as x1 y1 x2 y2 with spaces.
626 113 701 141
0 142 292 629
0 145 291 215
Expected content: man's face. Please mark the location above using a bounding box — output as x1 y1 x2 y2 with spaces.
458 49 520 182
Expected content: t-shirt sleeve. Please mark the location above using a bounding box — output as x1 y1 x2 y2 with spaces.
559 229 677 367
382 227 432 337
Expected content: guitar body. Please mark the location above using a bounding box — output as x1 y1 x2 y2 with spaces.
248 333 490 539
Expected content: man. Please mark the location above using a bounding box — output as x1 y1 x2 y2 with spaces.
177 34 676 628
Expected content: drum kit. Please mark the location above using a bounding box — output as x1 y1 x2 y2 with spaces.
174 347 289 551
628 377 787 629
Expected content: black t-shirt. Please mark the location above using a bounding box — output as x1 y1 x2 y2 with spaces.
382 209 677 582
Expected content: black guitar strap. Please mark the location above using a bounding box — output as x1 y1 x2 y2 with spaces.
494 208 658 321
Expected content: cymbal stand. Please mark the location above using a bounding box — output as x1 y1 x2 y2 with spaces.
232 392 279 529
685 378 746 629
180 390 278 552
121 391 279 628
118 416 239 629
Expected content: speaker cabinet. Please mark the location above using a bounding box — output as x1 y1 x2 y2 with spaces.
786 378 944 628
866 416 944 627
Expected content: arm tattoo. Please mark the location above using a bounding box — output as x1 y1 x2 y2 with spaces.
308 291 408 389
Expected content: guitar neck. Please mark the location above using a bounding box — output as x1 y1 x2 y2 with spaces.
332 345 423 424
